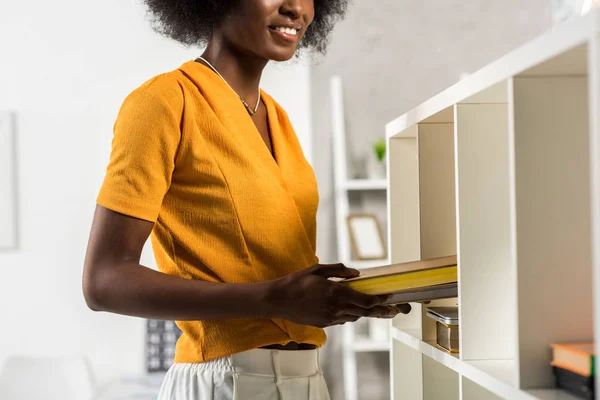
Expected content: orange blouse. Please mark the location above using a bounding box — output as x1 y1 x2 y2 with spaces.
97 61 326 362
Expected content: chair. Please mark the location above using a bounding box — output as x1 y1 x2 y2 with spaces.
0 355 96 400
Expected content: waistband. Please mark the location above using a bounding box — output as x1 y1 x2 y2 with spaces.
174 348 321 378
232 348 321 378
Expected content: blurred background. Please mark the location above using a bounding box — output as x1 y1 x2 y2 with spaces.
0 0 566 399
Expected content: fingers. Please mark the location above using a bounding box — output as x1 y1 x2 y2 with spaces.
342 304 399 318
326 303 412 327
311 263 360 279
334 315 361 325
393 303 412 315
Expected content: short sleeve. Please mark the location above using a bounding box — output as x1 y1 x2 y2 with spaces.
97 78 182 222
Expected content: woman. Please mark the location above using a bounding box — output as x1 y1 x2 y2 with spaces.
82 0 410 398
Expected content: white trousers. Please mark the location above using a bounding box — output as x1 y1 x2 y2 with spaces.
157 348 330 400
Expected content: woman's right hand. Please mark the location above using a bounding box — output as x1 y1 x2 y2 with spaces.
267 263 411 328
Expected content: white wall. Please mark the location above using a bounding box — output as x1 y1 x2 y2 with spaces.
263 61 313 163
0 0 312 388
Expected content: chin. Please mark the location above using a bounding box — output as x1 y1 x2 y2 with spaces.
264 47 298 62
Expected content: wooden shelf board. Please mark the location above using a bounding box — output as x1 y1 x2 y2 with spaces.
391 326 459 365
391 327 548 400
343 179 387 191
526 389 583 400
466 359 517 387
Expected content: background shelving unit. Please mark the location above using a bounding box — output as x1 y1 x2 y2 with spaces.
343 179 388 191
330 75 389 400
386 11 600 400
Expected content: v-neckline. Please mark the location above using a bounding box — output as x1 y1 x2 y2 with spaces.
257 91 280 168
180 60 320 256
192 59 279 166
255 93 277 164
183 60 284 180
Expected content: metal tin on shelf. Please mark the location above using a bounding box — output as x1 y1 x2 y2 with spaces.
427 307 459 353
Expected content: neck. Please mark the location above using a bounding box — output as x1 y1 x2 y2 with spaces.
201 37 268 105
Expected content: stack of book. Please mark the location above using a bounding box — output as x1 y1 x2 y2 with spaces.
342 255 458 305
551 343 595 399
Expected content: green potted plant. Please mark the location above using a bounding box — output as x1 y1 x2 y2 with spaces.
367 138 386 179
374 138 386 163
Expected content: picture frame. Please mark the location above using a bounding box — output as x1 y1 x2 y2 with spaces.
346 213 387 260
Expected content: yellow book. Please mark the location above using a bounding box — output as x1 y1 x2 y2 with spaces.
342 256 458 301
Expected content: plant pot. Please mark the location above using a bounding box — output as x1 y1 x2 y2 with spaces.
367 157 386 180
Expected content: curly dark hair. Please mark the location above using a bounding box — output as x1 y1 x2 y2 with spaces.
143 0 348 54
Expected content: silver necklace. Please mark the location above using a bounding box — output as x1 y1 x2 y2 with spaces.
196 56 260 116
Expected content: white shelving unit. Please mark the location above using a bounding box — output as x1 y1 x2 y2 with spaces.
330 76 389 400
386 11 600 400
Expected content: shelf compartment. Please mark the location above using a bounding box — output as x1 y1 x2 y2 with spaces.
518 43 587 77
391 336 459 400
511 74 594 389
424 354 460 400
454 84 517 368
418 121 457 259
388 111 458 343
388 107 457 267
388 124 422 265
462 376 504 400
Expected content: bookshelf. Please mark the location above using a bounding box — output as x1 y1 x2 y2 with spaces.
386 11 600 400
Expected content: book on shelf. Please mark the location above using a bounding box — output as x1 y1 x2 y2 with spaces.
553 367 594 400
551 343 595 377
342 255 457 305
551 343 595 399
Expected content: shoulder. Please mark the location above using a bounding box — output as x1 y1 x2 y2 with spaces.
114 69 190 139
120 69 186 115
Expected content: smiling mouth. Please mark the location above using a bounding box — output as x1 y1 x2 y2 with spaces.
269 25 300 36
268 25 302 43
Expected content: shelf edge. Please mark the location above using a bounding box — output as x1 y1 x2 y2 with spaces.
385 10 598 138
391 327 538 400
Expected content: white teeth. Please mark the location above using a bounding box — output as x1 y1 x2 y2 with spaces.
275 26 297 35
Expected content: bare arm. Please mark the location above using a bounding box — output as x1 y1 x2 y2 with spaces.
82 205 409 326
